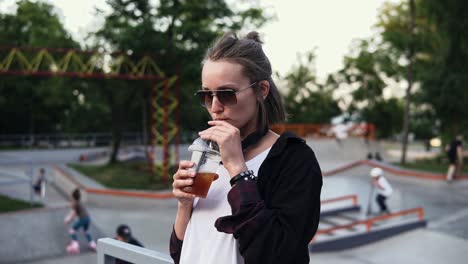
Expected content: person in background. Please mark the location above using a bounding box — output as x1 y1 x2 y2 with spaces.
32 168 46 197
370 167 393 215
115 224 144 264
169 31 322 264
64 188 96 254
446 134 463 182
375 152 383 161
116 224 144 247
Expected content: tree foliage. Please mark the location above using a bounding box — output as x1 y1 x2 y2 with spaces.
92 0 269 129
376 0 468 139
329 38 405 138
418 0 468 136
86 0 269 162
0 0 87 135
332 0 468 140
281 51 341 123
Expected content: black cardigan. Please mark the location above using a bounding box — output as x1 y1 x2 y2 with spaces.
170 132 322 264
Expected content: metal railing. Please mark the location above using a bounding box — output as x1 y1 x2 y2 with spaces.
97 238 173 264
315 207 425 236
321 194 358 206
0 132 144 148
270 123 375 139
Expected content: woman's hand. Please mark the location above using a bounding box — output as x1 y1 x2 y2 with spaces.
198 120 248 177
172 160 197 207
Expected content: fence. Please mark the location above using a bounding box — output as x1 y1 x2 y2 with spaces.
271 123 375 139
0 132 145 148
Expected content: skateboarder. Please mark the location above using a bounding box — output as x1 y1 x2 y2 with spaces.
370 167 393 214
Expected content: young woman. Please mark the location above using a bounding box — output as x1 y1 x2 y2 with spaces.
170 31 322 264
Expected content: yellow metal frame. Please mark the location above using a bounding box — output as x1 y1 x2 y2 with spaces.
1 47 179 185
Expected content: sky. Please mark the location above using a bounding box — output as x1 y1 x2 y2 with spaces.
0 0 399 80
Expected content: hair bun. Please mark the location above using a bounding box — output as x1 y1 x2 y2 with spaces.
245 31 263 44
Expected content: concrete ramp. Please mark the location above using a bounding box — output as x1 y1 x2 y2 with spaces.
0 207 106 263
310 205 426 252
306 138 388 171
0 165 71 208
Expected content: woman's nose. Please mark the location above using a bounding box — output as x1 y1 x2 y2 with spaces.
209 95 224 112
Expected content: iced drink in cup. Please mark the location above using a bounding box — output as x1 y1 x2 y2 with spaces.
186 138 221 198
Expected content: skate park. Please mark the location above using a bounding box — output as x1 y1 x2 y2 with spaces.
1 1 468 263
1 136 468 264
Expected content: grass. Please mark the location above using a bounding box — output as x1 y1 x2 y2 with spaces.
0 194 42 213
69 161 175 190
395 156 468 174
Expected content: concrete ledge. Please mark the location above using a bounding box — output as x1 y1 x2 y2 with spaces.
323 159 468 181
309 219 427 252
87 188 173 199
320 205 361 217
52 164 88 202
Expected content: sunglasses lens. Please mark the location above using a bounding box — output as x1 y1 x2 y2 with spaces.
196 90 237 107
217 90 237 106
197 91 213 107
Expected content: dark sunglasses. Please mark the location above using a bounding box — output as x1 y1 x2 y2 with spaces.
195 82 257 108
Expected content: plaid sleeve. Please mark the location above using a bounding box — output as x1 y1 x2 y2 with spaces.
169 226 183 264
227 180 261 214
214 180 265 235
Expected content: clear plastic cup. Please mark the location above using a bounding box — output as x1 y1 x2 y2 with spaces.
185 138 221 198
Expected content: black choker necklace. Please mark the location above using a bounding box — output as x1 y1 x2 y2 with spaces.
241 128 269 151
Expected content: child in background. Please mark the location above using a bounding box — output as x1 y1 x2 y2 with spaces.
370 167 393 214
32 168 46 197
64 188 96 254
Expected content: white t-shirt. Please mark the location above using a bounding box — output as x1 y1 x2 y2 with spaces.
179 147 271 264
376 176 393 197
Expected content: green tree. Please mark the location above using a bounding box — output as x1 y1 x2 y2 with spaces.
420 0 468 137
376 0 468 156
281 51 340 123
90 0 269 163
335 39 388 109
361 98 405 138
0 0 86 138
329 36 413 140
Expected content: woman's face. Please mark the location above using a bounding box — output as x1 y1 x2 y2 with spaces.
201 60 259 137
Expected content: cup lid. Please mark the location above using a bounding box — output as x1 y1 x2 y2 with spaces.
188 138 220 157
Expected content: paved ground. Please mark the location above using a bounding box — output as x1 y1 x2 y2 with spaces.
0 207 105 263
312 229 468 264
1 139 467 264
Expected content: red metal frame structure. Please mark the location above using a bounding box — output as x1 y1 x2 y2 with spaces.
0 46 179 184
321 194 358 206
312 193 425 242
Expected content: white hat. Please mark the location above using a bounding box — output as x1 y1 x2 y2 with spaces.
370 167 383 178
